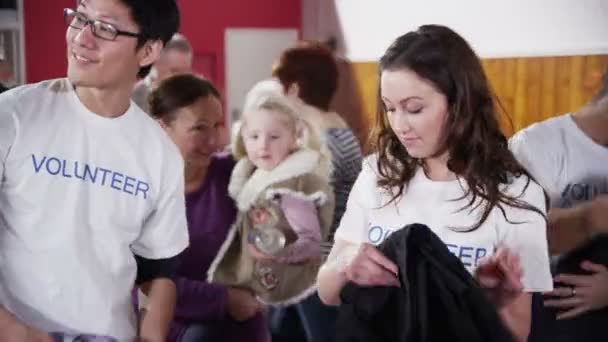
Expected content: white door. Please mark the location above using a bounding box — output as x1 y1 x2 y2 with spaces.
225 28 298 135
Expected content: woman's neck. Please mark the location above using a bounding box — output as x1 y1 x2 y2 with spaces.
423 152 456 181
185 163 209 194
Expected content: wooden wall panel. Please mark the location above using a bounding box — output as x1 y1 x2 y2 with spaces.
348 55 607 143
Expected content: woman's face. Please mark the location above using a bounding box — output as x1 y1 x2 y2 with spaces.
380 68 449 159
162 95 223 168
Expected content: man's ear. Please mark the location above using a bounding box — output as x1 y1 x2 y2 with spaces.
138 40 163 69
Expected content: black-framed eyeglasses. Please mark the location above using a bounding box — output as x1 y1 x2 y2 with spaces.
63 8 141 41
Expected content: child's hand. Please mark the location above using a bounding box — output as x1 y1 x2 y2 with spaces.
247 243 278 262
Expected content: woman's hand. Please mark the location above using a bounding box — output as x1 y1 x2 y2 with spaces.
475 247 524 308
225 287 263 322
343 243 400 287
0 309 52 342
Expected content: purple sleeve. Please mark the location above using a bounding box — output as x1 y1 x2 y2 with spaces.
174 277 228 321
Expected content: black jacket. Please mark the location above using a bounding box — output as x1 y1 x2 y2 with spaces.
336 223 514 342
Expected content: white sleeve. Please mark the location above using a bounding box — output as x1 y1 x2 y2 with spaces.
498 177 553 292
131 150 189 259
333 157 375 244
509 125 559 196
0 92 17 181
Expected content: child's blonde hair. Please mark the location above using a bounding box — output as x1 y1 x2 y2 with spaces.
232 93 320 157
232 92 331 177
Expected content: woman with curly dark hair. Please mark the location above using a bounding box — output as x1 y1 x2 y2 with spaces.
318 25 552 342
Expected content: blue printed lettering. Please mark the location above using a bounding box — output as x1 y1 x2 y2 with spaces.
446 244 488 268
61 160 72 178
367 225 397 245
458 246 474 267
46 158 61 175
31 155 46 173
475 248 487 264
73 161 85 180
571 184 587 201
135 181 149 199
83 164 98 183
560 181 608 208
110 172 124 191
368 226 384 245
30 154 151 200
98 168 111 186
123 176 136 195
560 184 572 207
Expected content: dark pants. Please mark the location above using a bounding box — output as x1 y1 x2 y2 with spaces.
269 293 338 342
180 324 220 342
529 292 608 342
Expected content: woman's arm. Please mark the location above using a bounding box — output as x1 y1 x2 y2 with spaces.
317 239 357 305
499 293 531 342
318 239 400 305
138 279 176 342
0 307 52 342
475 247 530 342
547 195 608 254
173 278 229 321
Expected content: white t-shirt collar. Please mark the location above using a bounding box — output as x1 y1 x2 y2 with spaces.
66 79 137 126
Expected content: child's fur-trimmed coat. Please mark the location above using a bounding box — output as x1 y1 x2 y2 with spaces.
208 149 335 305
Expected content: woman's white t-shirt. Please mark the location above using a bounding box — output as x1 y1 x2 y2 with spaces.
334 155 553 292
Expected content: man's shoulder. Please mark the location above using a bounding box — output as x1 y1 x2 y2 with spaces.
511 114 570 144
129 106 182 163
509 114 572 164
0 79 73 126
0 78 69 102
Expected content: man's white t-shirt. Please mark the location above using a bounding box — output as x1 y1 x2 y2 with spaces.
510 114 608 209
334 155 553 292
0 79 189 340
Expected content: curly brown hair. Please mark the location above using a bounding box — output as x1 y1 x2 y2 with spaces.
373 25 545 231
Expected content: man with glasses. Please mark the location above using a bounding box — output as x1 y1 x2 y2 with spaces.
0 0 188 341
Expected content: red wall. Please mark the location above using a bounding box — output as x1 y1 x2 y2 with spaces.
24 0 74 83
24 0 301 90
178 0 300 91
